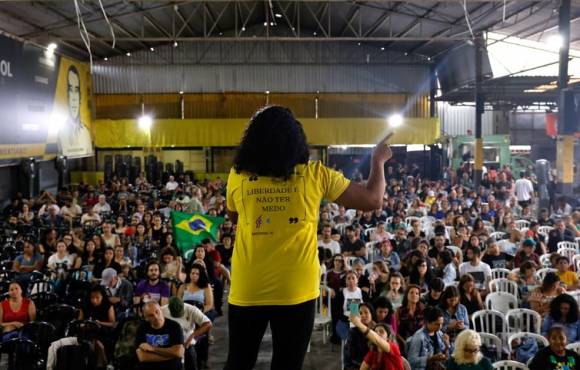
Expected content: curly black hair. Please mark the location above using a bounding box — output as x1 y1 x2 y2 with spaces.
549 293 579 323
234 106 310 179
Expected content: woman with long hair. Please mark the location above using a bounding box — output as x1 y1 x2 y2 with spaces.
395 284 425 342
408 257 433 294
458 274 483 317
224 106 393 370
439 286 470 348
344 302 377 370
382 272 405 310
369 261 390 298
177 263 216 321
541 293 580 343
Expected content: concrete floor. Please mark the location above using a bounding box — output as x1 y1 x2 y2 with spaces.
209 300 342 370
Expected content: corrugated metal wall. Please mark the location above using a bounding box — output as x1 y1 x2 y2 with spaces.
93 64 430 94
437 102 494 136
92 41 430 94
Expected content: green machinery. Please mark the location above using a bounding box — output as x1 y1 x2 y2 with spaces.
449 134 535 175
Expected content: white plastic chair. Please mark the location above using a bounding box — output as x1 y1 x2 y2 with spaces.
557 247 577 263
479 332 503 362
345 209 357 220
365 242 375 263
335 223 347 236
505 308 541 334
385 216 393 225
492 360 529 370
490 231 507 240
345 256 358 270
566 342 580 354
445 226 454 238
447 245 462 259
491 268 512 280
538 226 554 235
539 254 552 268
405 216 420 226
507 332 548 360
485 225 496 235
364 227 376 240
472 309 506 336
485 292 518 314
567 290 580 307
489 278 519 297
363 263 374 277
576 237 580 247
514 220 531 230
536 267 557 280
511 268 520 277
314 286 332 344
573 254 580 272
558 242 580 253
519 228 529 236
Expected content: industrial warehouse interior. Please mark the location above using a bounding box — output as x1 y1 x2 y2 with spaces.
0 1 580 369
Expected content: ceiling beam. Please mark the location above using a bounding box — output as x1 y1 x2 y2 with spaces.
21 2 190 38
56 35 470 42
32 2 128 56
0 6 94 58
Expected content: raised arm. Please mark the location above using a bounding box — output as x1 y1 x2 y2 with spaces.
335 133 393 211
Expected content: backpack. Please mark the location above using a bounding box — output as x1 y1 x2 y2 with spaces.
114 317 141 369
515 337 539 364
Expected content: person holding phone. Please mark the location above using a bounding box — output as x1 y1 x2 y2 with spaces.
349 314 404 370
225 106 394 370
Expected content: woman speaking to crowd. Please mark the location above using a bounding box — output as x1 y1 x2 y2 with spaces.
224 106 393 370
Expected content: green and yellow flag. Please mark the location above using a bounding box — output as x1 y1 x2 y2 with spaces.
171 211 224 259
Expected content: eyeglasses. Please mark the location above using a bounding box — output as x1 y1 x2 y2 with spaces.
464 347 480 354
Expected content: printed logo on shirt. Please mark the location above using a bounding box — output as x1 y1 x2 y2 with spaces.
145 334 169 347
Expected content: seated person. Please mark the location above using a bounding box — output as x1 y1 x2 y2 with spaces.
344 302 376 370
161 297 212 370
529 326 580 369
136 301 184 370
93 247 122 279
407 307 449 370
541 293 580 344
78 285 116 358
529 272 566 317
176 263 216 321
0 281 36 342
100 268 134 314
134 261 170 306
513 239 540 268
556 256 579 290
13 240 43 274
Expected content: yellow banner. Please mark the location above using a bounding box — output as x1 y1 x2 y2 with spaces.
50 57 93 158
94 117 440 147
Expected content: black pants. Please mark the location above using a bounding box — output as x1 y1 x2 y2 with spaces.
224 299 315 370
185 344 197 370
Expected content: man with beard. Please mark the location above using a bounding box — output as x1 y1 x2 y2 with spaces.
134 261 170 306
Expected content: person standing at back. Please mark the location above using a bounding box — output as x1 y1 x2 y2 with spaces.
514 171 534 208
225 106 393 370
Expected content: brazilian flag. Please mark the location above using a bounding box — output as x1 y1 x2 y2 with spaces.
171 211 224 259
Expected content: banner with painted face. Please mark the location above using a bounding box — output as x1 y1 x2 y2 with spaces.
0 34 93 165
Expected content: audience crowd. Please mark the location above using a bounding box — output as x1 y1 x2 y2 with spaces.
0 160 579 370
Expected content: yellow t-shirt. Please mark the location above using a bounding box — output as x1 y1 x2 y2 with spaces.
226 161 350 306
558 271 578 287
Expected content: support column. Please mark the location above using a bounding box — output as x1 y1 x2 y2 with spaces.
557 0 574 195
473 34 484 188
